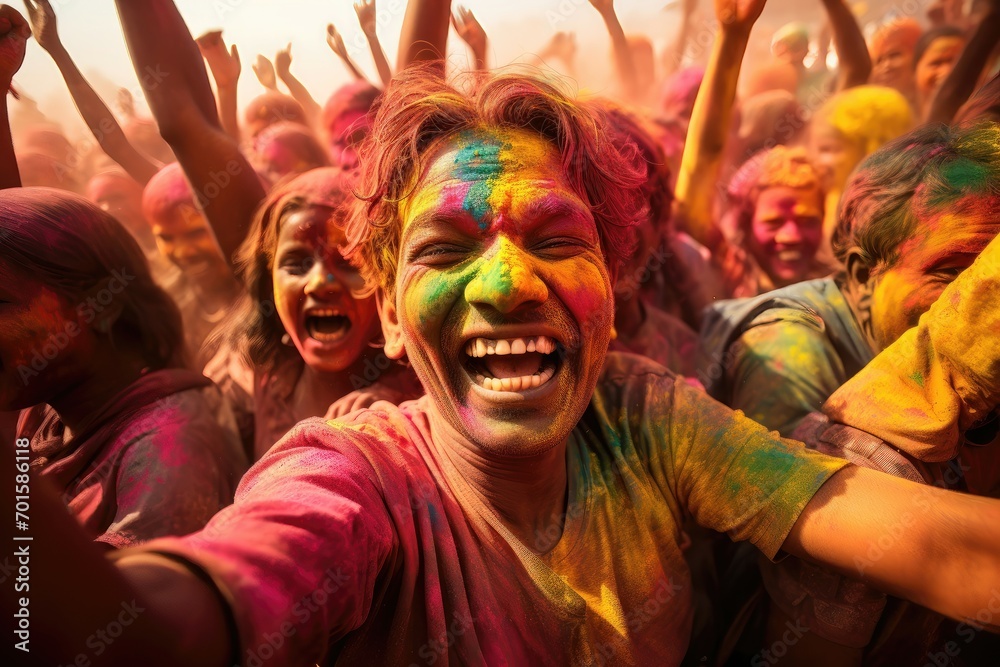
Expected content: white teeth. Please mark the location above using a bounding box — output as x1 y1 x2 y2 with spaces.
473 363 556 393
463 335 558 358
308 308 342 317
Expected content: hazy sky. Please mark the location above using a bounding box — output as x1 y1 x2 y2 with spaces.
14 0 831 139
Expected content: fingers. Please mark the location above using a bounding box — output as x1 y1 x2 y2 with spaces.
230 43 239 64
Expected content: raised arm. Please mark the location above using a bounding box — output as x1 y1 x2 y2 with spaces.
114 0 266 266
0 5 28 189
588 0 641 102
327 23 370 82
819 0 871 91
672 0 766 249
662 0 697 79
251 53 278 91
356 0 392 87
925 1 1000 124
397 0 451 72
24 0 160 185
275 43 322 124
195 30 242 144
451 6 488 72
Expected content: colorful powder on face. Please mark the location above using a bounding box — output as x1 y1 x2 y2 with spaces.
453 132 509 229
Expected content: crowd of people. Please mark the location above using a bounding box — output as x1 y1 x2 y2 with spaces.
1 0 999 664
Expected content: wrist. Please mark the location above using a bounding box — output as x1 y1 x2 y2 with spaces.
719 24 753 42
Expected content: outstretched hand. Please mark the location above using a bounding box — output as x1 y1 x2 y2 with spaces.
0 5 30 84
326 23 350 61
588 0 616 16
23 0 58 52
274 42 292 76
251 53 277 90
116 87 135 118
714 0 767 31
541 31 576 64
354 0 377 36
196 30 241 89
451 6 487 56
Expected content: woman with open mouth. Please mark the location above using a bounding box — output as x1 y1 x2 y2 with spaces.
205 167 421 462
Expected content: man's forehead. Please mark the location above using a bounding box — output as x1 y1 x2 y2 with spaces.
417 126 558 182
400 126 567 229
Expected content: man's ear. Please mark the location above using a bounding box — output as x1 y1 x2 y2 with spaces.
844 247 874 293
376 289 406 360
843 247 878 341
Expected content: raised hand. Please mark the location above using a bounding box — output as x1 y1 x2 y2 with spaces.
196 30 241 89
251 53 277 90
116 87 136 118
542 31 576 64
23 0 60 53
354 0 377 35
326 23 349 61
0 4 30 84
274 42 292 77
714 0 767 31
587 0 616 16
451 6 486 58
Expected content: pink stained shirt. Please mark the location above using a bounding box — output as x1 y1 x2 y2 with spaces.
138 353 846 666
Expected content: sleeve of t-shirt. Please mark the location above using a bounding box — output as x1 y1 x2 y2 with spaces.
646 376 848 559
727 311 848 437
128 419 397 667
97 410 244 549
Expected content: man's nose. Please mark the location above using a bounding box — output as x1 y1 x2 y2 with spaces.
465 237 548 315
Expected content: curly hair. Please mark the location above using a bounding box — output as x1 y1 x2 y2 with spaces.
834 122 1000 269
228 167 359 371
726 145 825 236
813 85 914 160
0 187 186 371
343 65 648 300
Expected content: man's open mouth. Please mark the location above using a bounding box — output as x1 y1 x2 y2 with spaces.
304 308 352 343
463 335 561 392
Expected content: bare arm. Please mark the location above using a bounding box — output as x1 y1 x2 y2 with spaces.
0 5 28 189
672 0 765 250
327 23 370 82
2 441 230 667
356 0 392 87
662 0 697 79
196 30 242 144
114 0 266 266
589 0 641 103
451 6 488 72
275 43 321 124
926 4 1000 124
785 464 1000 631
819 0 871 91
25 0 160 185
397 0 451 72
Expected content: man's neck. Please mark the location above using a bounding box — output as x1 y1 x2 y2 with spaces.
429 407 570 555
